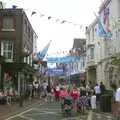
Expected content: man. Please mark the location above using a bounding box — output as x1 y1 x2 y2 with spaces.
100 82 106 95
94 84 101 104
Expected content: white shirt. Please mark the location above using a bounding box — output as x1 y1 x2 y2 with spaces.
115 88 120 102
43 82 48 89
94 85 101 94
35 83 39 89
56 86 60 91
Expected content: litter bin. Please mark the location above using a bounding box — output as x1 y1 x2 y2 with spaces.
100 94 112 112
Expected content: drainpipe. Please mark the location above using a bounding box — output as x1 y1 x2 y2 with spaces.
18 72 20 95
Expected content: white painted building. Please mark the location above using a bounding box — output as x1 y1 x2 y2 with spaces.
67 38 86 84
86 0 120 88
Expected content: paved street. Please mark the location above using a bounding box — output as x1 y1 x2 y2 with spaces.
92 113 115 120
5 102 88 120
5 102 115 120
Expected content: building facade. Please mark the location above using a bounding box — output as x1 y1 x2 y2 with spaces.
85 18 100 87
0 8 38 93
68 38 86 85
86 0 120 88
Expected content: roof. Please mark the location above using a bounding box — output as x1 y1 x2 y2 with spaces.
73 38 86 49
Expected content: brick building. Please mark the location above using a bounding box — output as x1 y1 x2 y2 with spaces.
0 8 38 93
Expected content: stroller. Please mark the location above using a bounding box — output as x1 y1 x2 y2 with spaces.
61 96 73 117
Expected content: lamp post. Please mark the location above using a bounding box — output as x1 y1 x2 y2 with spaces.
19 49 31 107
19 73 24 107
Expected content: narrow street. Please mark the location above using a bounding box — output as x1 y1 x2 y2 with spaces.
6 102 87 120
5 101 115 120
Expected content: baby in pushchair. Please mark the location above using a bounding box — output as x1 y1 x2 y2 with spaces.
61 96 73 117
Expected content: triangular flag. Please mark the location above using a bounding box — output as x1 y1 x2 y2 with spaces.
56 19 60 22
61 20 66 24
48 16 51 19
40 14 45 17
31 11 36 16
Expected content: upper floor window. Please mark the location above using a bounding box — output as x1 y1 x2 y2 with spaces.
28 27 30 38
24 20 27 33
90 47 94 59
1 40 13 62
2 17 15 31
92 28 94 42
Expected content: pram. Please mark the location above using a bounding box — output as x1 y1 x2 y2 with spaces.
61 96 73 117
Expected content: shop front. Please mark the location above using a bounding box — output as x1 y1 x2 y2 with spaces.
1 62 37 95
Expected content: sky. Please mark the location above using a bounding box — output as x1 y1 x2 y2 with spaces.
2 0 102 57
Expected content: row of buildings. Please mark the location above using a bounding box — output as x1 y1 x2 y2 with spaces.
1 0 120 93
85 0 120 88
68 0 120 89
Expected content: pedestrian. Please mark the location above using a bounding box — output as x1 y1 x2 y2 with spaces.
77 90 87 113
100 81 106 95
42 81 48 99
94 84 101 104
55 85 60 101
47 85 52 102
70 86 80 112
59 87 68 100
91 91 96 110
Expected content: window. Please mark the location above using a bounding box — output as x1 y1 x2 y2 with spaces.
92 28 94 41
90 48 94 59
28 27 30 38
1 40 13 62
2 17 14 31
24 20 27 33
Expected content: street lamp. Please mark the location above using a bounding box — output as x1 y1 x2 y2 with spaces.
19 49 31 107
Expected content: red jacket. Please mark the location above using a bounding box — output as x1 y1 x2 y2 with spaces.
70 89 80 101
60 90 68 99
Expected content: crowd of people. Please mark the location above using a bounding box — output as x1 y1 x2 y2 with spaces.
33 80 107 114
2 78 120 118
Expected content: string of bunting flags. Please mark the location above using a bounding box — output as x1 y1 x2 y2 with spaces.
10 5 85 29
31 11 84 28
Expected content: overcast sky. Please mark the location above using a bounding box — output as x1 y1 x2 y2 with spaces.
2 0 101 57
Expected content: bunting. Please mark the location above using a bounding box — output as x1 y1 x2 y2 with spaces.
98 21 107 37
37 40 52 60
31 11 36 16
31 11 84 28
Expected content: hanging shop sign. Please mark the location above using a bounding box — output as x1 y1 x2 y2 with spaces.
47 68 65 75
